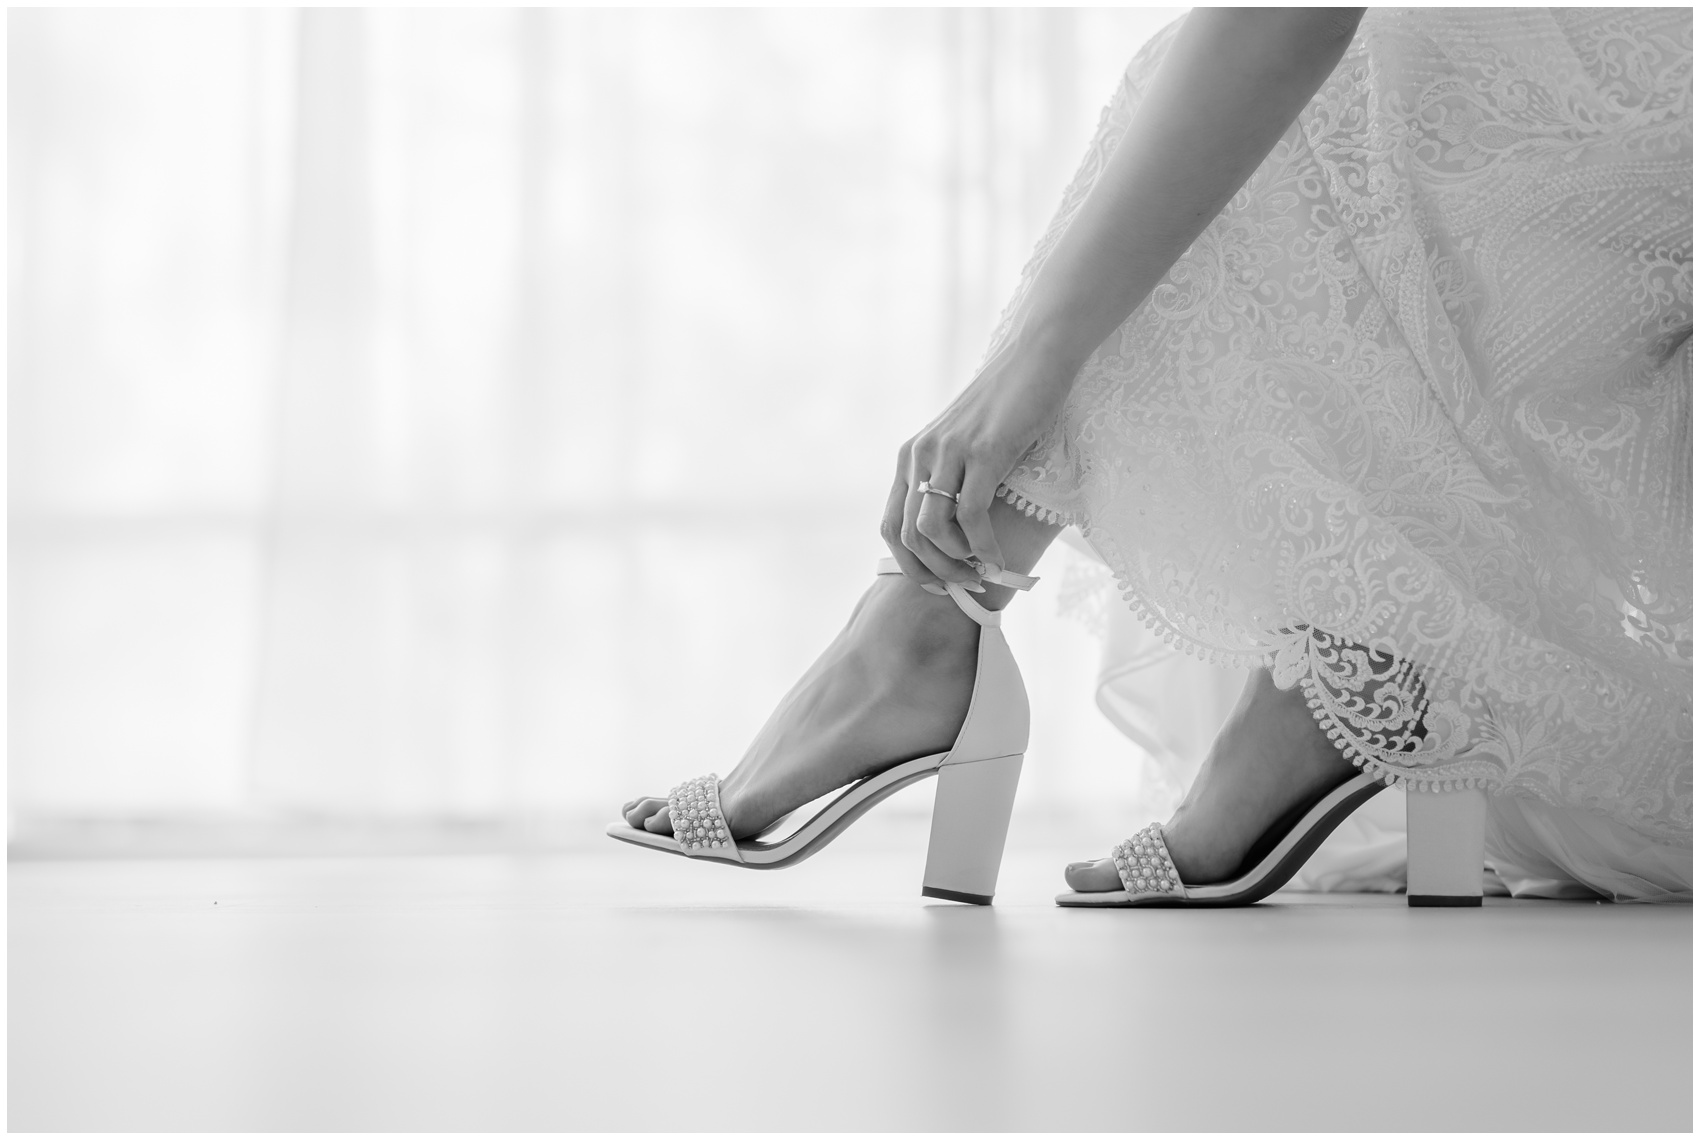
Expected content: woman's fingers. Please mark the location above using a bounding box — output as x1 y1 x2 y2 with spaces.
902 457 981 587
915 454 974 561
954 464 1008 574
908 526 981 590
880 470 947 593
915 489 973 562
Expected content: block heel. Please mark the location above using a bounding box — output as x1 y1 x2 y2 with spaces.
921 752 1024 905
1406 786 1488 907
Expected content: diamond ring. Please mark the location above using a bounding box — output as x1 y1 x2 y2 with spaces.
917 480 961 503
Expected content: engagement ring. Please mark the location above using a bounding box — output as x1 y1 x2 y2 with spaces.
917 480 961 503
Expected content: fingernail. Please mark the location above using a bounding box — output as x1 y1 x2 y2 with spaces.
921 584 947 596
961 581 985 593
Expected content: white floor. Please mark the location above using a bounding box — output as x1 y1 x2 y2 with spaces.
10 823 1692 1132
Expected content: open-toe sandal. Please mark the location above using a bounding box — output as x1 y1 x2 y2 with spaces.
607 557 1036 905
1057 773 1489 908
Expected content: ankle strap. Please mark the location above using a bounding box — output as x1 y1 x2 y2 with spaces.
874 556 1036 629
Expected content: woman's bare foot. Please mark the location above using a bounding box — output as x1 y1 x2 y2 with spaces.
1064 667 1359 891
622 494 1061 842
621 573 984 840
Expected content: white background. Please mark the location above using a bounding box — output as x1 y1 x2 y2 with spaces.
9 8 1202 842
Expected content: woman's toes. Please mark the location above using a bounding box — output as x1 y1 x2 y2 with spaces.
642 805 674 834
623 797 666 829
1064 857 1123 892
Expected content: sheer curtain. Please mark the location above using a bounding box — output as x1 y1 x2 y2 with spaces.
12 8 1250 847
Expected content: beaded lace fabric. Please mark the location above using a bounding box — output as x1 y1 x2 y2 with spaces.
995 9 1692 844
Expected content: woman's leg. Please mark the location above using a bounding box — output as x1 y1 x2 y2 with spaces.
621 495 1061 839
1065 663 1360 890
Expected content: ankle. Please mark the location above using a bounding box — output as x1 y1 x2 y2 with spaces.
1226 669 1317 737
969 581 1019 612
853 576 979 666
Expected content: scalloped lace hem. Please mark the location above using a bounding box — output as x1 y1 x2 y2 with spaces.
1001 480 1621 815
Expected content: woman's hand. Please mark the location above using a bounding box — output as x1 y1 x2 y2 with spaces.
879 7 1364 593
879 339 1077 591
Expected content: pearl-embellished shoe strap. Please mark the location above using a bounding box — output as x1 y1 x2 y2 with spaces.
1111 823 1186 899
666 774 745 863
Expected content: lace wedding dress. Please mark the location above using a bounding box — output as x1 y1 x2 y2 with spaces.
996 8 1692 900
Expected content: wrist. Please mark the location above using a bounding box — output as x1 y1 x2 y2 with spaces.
997 311 1092 391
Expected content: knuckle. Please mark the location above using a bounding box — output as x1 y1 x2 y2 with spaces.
879 518 901 546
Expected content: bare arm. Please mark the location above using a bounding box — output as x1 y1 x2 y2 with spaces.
1012 7 1365 381
886 7 1367 587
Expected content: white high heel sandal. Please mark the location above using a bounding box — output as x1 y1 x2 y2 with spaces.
606 557 1034 905
1056 779 1489 908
